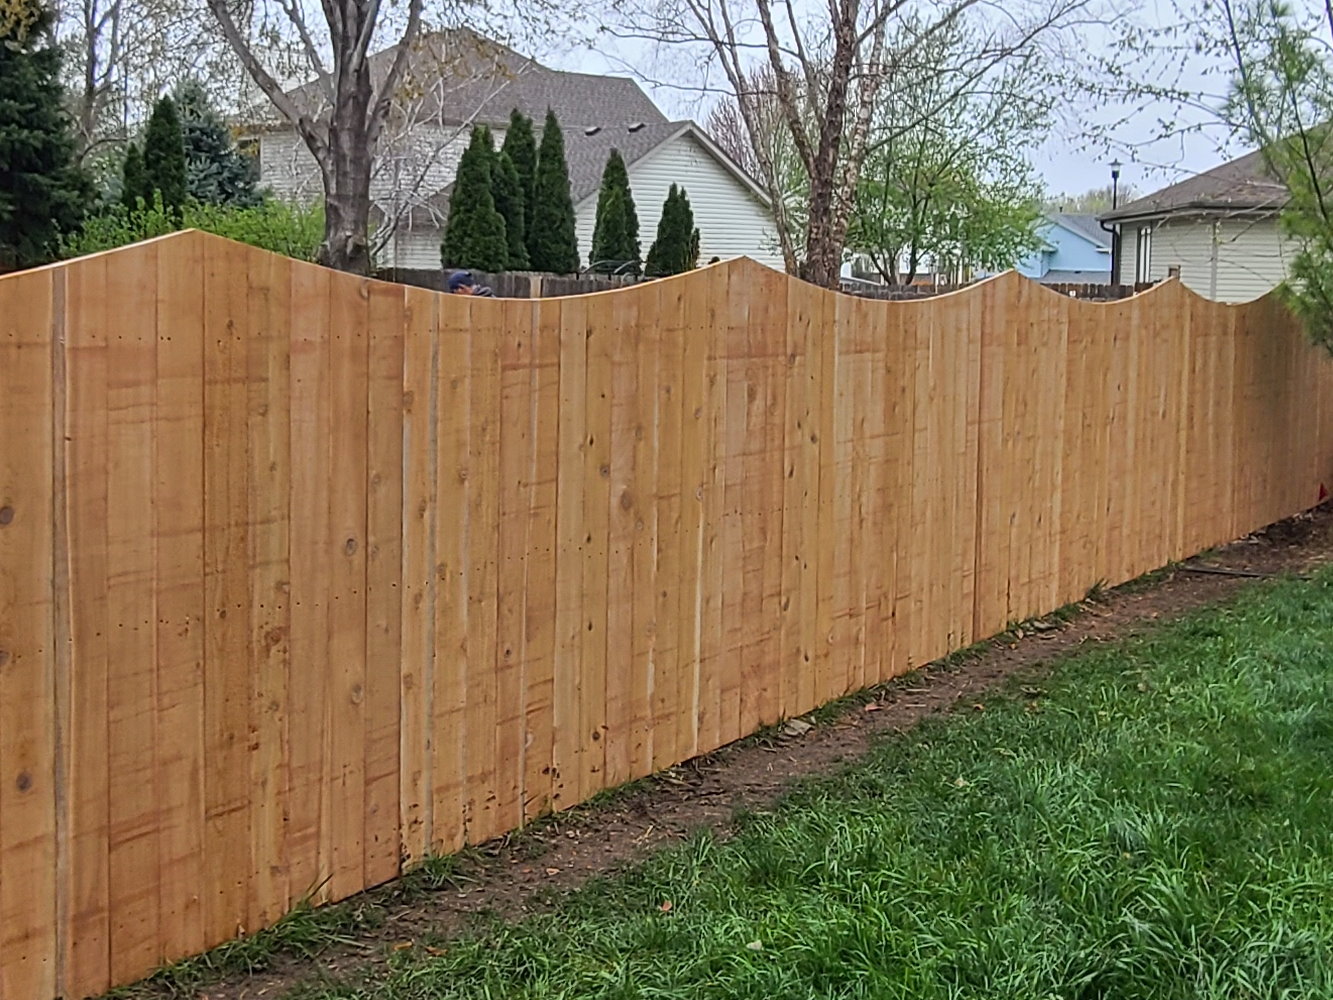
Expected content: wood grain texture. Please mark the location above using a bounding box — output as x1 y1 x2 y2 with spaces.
364 283 405 886
0 267 57 1000
152 235 207 968
4 238 1332 1000
61 254 112 997
398 288 438 862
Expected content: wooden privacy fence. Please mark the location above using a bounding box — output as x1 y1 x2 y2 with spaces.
2 231 1331 999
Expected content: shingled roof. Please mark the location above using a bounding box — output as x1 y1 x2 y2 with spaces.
284 30 768 229
1049 213 1110 248
273 29 668 132
1100 149 1288 222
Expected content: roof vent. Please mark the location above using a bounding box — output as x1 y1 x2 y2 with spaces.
584 125 601 136
627 121 646 132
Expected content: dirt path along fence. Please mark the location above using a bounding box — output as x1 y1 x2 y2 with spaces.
2 230 1331 1000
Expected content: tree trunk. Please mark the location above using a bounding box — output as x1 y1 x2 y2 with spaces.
320 178 373 274
318 63 375 274
795 0 857 289
319 137 374 274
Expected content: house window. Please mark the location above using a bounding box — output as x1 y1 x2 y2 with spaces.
1135 226 1153 283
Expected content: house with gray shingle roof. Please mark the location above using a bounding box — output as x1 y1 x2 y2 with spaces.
1100 149 1292 302
247 30 780 271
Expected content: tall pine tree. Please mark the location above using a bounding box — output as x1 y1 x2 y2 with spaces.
175 79 259 206
528 108 579 274
491 150 529 270
500 109 537 238
120 142 148 210
441 125 509 272
645 184 698 277
590 148 640 274
142 95 187 215
0 0 89 266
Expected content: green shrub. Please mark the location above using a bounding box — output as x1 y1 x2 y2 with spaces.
60 196 324 261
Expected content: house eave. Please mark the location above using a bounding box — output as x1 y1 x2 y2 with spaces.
1101 201 1285 225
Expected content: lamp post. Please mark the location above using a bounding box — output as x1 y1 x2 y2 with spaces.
1109 159 1123 284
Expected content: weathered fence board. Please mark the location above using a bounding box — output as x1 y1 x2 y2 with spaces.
1 229 1331 998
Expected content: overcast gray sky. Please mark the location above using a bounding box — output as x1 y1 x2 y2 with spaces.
535 0 1248 202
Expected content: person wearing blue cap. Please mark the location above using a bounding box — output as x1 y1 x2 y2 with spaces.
447 270 494 296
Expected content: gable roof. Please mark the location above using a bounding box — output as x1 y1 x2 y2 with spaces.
275 30 770 227
566 121 771 207
1049 213 1110 249
1100 148 1287 222
564 120 684 204
270 29 668 132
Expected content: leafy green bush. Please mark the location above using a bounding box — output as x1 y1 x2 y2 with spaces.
60 196 324 261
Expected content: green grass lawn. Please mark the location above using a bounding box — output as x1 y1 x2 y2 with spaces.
304 571 1333 1000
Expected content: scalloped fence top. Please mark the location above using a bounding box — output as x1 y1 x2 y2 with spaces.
0 229 1330 999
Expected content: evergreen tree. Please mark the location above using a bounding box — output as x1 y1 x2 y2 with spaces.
0 0 90 267
120 142 148 210
491 150 529 269
645 184 698 277
528 108 579 273
441 125 509 272
174 79 259 207
500 109 537 236
142 95 187 215
589 148 640 274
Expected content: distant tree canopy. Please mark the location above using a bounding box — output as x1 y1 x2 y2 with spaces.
529 108 579 274
645 184 698 277
492 149 529 270
121 143 147 211
441 125 510 273
0 0 90 267
141 95 188 215
1043 183 1143 215
501 109 539 246
590 148 640 274
174 78 260 207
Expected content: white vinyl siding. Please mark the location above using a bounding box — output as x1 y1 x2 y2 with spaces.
379 226 447 270
1121 214 1290 302
259 123 478 204
575 132 783 271
258 130 322 202
260 124 483 269
260 124 782 273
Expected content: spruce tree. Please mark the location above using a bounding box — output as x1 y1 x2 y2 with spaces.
0 0 89 267
645 184 698 277
590 148 640 274
121 143 148 210
142 95 187 215
175 79 259 207
528 108 579 273
492 150 529 269
441 125 509 272
501 109 537 233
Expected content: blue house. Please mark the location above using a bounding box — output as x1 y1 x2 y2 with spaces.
1014 213 1112 283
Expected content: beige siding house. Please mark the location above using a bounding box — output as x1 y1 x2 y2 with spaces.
247 31 781 271
1102 149 1291 302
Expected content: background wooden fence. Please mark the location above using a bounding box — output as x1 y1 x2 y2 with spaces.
2 230 1331 999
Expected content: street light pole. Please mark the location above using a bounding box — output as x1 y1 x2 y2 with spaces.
1109 159 1123 284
